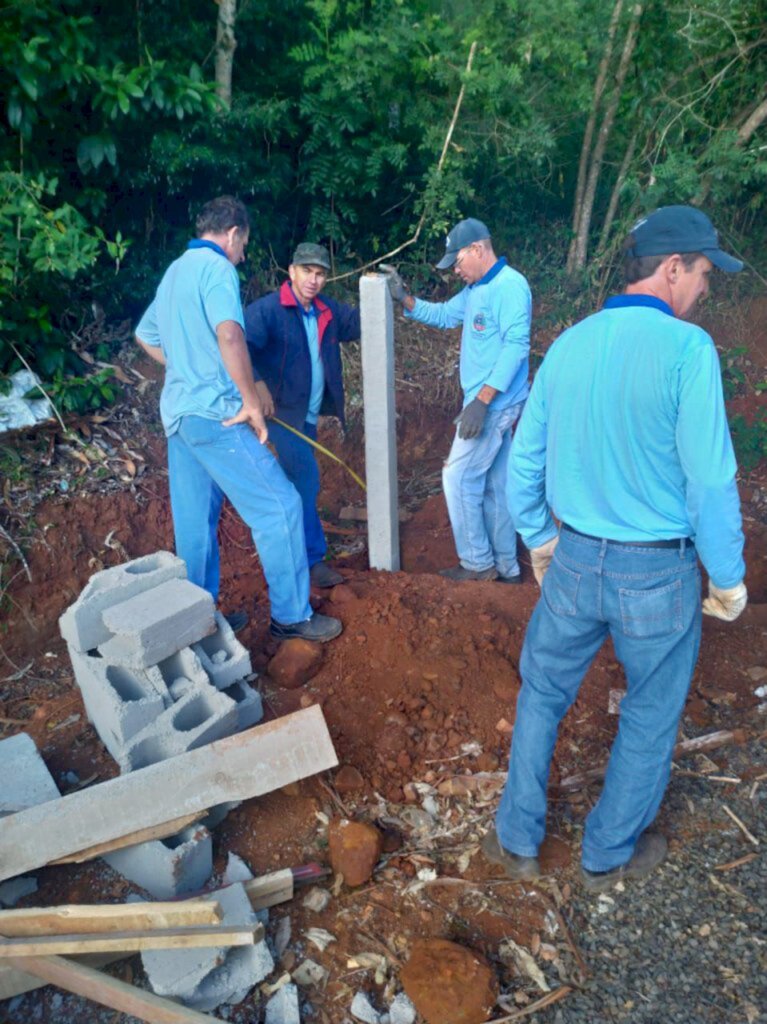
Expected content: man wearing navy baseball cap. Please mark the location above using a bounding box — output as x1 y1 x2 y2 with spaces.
483 205 747 891
382 218 532 584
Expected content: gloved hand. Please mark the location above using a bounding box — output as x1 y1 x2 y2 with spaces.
702 581 747 622
530 535 559 587
379 264 409 303
457 398 488 439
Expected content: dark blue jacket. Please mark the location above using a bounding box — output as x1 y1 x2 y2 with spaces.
244 281 360 430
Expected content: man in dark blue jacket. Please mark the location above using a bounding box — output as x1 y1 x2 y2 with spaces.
244 243 360 587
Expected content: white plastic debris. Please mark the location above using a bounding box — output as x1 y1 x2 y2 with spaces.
499 938 550 993
351 991 380 1024
292 959 328 988
302 887 331 913
304 927 336 952
0 370 53 432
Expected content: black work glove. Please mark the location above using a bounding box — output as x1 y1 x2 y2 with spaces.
379 263 409 303
457 398 488 439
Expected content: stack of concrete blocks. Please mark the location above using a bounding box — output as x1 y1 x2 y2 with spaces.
59 551 263 900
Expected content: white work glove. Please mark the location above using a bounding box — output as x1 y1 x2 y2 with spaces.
702 581 747 622
530 535 559 587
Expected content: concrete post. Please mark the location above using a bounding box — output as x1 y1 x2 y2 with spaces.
359 274 400 571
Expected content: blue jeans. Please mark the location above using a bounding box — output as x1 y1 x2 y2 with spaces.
268 419 327 568
167 415 312 625
442 402 523 577
496 527 701 871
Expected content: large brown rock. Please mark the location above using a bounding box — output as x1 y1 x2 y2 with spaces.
328 819 382 886
401 939 499 1024
267 639 323 689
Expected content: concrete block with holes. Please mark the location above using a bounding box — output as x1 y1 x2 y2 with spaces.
191 612 252 689
102 822 213 899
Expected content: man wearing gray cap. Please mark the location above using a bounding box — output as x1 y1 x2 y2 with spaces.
483 205 747 891
244 243 360 588
382 218 532 583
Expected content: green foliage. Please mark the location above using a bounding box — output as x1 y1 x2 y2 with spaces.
720 345 749 400
45 368 120 414
730 411 767 474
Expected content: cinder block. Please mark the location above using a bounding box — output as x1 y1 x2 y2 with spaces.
103 823 212 899
221 679 263 731
99 579 216 669
192 612 251 689
68 646 168 765
143 882 274 1011
0 734 60 815
266 983 301 1024
59 551 186 653
156 647 211 699
120 684 238 772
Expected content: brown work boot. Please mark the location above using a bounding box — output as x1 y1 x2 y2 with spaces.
440 564 498 582
580 832 668 893
481 828 541 881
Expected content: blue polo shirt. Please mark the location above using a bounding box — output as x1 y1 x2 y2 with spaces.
405 258 531 410
508 294 745 588
135 240 245 436
299 301 325 425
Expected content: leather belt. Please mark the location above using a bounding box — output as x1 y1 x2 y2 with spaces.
562 523 692 550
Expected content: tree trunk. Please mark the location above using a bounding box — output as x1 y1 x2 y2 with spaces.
566 0 625 275
570 3 643 276
214 0 237 109
597 129 638 252
693 91 767 206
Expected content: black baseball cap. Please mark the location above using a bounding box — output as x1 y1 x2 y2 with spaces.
435 218 491 270
627 206 743 272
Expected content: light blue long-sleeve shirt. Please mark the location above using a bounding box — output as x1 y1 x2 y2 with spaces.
508 294 745 588
405 258 532 410
300 303 325 425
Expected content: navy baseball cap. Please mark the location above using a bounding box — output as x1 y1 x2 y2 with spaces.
436 218 491 269
627 206 743 272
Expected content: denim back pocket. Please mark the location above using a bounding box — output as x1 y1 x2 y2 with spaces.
544 561 580 616
618 578 683 638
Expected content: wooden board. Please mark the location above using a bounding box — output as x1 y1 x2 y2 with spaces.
0 900 221 937
49 811 206 865
2 953 220 1023
0 922 262 958
0 706 337 881
243 868 294 910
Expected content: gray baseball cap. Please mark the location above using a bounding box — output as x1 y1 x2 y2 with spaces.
436 218 491 269
291 242 331 270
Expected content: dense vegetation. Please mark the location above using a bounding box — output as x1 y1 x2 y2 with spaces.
1 0 765 403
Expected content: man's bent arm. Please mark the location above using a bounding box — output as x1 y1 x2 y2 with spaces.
217 320 267 441
136 336 166 366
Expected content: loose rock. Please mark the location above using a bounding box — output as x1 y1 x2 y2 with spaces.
328 818 383 887
267 639 323 689
400 939 498 1024
335 764 365 793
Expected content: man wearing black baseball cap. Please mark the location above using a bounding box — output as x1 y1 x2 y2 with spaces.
483 205 747 891
382 218 532 584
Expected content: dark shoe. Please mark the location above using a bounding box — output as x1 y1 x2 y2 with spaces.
439 565 498 582
270 611 343 643
309 561 345 588
496 573 522 584
224 611 248 634
480 828 541 881
580 832 668 893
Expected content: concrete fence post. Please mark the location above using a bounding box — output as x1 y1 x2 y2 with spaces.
359 274 400 571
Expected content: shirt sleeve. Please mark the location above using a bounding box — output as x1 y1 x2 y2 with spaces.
243 300 268 381
135 299 161 348
676 338 745 588
485 278 532 393
203 262 245 332
405 290 467 329
507 361 558 549
336 301 361 342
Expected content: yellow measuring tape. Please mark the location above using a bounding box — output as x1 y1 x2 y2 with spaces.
272 416 367 492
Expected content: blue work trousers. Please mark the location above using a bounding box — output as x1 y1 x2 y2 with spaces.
167 415 312 624
496 528 701 871
442 402 523 577
268 419 327 568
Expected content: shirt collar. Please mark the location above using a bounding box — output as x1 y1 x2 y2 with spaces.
187 239 229 259
604 294 675 318
291 285 318 315
470 256 506 289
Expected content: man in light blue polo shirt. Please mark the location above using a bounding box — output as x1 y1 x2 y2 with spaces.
382 219 532 583
483 206 747 890
134 195 341 643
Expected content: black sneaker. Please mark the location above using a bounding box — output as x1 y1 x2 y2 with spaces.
224 611 248 634
439 565 498 582
480 828 541 881
309 562 345 588
496 573 522 584
580 832 668 893
270 612 343 643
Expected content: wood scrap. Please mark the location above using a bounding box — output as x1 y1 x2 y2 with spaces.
722 803 760 846
244 868 294 910
2 953 220 1023
0 922 261 958
714 852 758 872
0 900 222 937
48 811 206 865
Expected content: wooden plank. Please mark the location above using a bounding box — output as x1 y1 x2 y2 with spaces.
49 811 206 865
0 706 337 881
0 922 262 958
0 900 221 938
2 953 220 1023
0 953 120 1002
243 868 294 910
